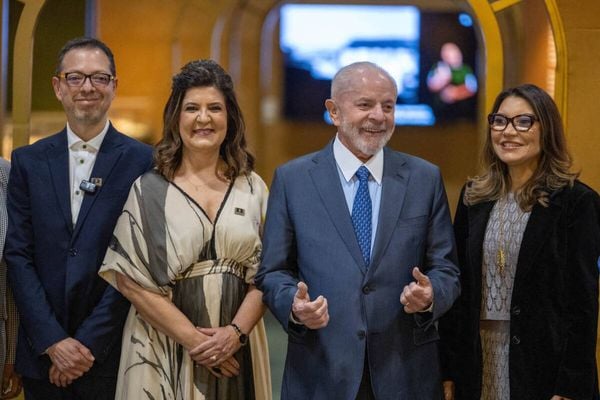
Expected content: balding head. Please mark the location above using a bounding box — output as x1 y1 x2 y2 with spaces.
330 62 398 100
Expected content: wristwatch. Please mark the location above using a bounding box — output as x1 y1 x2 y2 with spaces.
230 323 248 346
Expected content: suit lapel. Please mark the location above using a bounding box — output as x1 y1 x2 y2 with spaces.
467 193 562 289
369 149 409 272
72 126 124 239
46 130 73 232
309 143 367 273
514 196 562 281
468 200 495 290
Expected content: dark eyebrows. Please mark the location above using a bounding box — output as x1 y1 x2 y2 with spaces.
182 100 225 108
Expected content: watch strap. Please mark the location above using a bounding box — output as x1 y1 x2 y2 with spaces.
229 323 248 345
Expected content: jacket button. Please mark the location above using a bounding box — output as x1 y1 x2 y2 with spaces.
511 306 521 316
357 330 366 340
511 335 521 345
362 285 371 294
69 248 78 256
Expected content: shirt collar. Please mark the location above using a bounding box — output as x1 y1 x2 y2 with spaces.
67 120 110 151
333 134 383 184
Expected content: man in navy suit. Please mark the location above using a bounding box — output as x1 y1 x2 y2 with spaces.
256 62 460 399
5 37 152 399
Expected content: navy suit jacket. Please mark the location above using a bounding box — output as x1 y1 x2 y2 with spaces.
5 125 153 379
256 142 460 399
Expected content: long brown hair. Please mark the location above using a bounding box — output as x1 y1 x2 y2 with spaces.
154 59 255 180
465 84 578 210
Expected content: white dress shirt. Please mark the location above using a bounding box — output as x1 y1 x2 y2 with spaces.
333 134 383 254
67 121 109 225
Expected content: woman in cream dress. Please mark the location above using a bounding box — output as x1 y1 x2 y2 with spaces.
100 60 271 400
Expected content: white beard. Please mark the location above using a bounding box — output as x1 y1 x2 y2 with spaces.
340 120 393 157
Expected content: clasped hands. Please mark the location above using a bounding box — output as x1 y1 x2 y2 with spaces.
188 326 241 378
47 337 94 388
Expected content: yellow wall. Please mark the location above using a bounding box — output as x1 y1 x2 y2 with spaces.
556 0 600 191
96 0 480 211
3 0 597 192
2 1 599 396
98 0 214 144
95 0 600 198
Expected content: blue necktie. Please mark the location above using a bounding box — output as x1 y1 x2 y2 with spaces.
352 166 372 267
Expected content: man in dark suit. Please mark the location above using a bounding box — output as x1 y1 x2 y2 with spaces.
5 37 152 399
256 62 460 399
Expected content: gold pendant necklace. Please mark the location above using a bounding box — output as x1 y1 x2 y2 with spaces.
496 197 507 275
496 247 506 275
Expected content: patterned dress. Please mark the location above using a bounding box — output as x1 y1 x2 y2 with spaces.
99 170 271 400
480 194 530 400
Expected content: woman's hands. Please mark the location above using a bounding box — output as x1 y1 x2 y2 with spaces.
206 357 240 378
189 325 242 378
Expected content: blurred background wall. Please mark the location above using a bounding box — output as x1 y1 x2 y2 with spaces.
1 0 600 398
3 0 600 202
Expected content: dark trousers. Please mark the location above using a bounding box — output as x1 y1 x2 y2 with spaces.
23 375 116 400
356 352 376 400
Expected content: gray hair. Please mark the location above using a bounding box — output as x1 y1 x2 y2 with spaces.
330 61 398 99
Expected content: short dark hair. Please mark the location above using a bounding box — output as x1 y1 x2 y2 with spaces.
154 59 255 180
55 37 116 76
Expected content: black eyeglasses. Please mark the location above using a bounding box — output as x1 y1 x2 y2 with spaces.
57 72 114 87
488 113 538 132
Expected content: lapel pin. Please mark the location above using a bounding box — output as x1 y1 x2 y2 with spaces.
90 177 103 187
234 207 245 216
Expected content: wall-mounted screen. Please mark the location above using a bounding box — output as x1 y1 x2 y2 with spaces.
280 4 479 126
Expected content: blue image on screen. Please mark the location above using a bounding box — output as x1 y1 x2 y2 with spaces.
280 4 435 126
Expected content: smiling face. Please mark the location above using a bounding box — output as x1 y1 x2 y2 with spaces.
52 47 116 135
178 86 228 157
491 95 542 173
325 67 397 162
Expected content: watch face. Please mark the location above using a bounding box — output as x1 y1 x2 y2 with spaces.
240 333 248 345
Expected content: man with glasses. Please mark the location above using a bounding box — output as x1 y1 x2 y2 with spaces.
5 37 152 399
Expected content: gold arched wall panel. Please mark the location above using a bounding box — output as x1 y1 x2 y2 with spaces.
466 0 504 125
544 0 568 121
11 0 46 149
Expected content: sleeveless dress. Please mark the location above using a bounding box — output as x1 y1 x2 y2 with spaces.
99 170 271 400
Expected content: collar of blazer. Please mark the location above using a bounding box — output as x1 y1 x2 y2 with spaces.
46 124 126 235
467 186 564 292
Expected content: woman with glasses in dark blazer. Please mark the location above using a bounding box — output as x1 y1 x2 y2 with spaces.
440 83 600 400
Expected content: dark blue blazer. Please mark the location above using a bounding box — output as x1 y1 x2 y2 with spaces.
256 143 460 399
5 125 153 379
